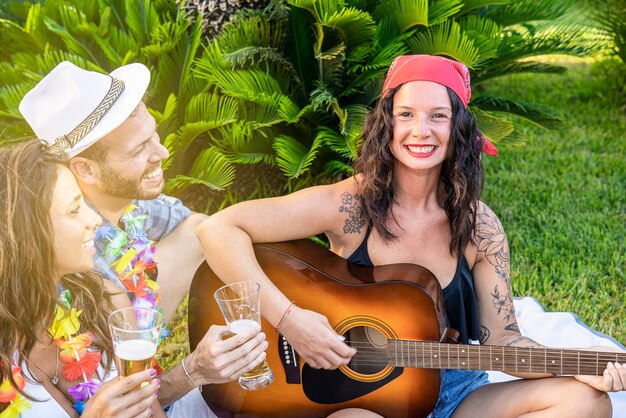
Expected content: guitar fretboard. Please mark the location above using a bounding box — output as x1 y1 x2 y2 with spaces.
388 340 626 376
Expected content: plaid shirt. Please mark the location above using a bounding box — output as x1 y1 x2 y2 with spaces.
90 194 192 289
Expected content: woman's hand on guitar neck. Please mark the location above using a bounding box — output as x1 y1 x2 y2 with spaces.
574 346 626 392
280 307 356 369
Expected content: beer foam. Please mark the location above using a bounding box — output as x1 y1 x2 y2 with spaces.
228 319 258 334
115 339 157 361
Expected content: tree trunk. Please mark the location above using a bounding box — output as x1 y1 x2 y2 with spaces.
176 0 270 39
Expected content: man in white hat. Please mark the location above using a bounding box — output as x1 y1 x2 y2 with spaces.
19 61 268 416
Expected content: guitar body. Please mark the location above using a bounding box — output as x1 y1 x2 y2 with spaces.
188 239 450 418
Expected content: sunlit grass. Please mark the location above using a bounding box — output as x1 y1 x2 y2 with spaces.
482 56 625 344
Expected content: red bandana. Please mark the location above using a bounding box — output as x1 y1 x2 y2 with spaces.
383 55 498 156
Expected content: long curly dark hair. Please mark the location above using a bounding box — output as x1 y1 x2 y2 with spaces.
354 85 485 256
0 140 115 399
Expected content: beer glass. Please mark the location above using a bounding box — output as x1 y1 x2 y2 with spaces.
214 281 274 390
108 307 163 379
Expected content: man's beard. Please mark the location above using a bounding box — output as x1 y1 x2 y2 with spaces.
98 163 164 200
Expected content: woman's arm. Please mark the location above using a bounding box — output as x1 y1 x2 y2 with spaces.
196 179 359 369
472 203 626 389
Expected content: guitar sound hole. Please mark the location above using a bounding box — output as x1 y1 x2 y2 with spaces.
343 326 388 374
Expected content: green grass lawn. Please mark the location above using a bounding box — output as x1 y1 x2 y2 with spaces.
481 57 625 344
158 57 626 369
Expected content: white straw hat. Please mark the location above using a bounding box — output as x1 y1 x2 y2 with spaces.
19 61 150 157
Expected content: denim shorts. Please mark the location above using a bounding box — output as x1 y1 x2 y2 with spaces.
426 369 488 418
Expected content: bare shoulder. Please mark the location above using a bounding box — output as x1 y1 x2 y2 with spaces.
328 177 367 235
475 201 505 237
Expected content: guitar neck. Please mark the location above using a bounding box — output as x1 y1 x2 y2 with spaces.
388 340 626 376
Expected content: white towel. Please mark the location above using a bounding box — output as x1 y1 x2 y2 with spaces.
486 297 626 418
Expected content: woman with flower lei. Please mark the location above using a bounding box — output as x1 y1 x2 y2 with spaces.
0 140 162 418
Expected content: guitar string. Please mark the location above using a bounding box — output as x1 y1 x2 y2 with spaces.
313 342 624 370
333 355 618 373
339 341 626 361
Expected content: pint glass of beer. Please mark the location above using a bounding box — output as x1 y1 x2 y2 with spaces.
108 307 164 379
214 281 274 390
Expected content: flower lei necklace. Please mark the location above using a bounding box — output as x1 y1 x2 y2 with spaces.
0 205 164 417
98 205 162 312
0 366 30 418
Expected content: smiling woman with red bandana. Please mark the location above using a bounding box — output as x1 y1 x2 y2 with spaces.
198 54 624 417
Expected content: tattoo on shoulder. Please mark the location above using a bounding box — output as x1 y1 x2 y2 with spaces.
476 205 511 286
491 285 515 323
339 192 366 234
505 323 520 333
479 326 490 344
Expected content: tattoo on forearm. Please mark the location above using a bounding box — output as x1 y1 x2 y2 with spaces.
505 323 520 332
476 206 511 286
506 336 524 346
339 192 365 234
507 336 541 348
491 285 515 322
479 326 490 344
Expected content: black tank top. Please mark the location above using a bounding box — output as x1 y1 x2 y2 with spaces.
347 228 481 344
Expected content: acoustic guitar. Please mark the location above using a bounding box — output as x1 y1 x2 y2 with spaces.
188 239 625 418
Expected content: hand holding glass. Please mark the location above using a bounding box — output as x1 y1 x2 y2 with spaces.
108 307 163 380
214 281 274 390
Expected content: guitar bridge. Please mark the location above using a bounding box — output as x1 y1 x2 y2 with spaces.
278 333 301 384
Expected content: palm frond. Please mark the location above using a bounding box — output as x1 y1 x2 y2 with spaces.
407 20 481 67
471 95 564 129
274 135 323 178
125 0 160 44
150 93 179 136
215 123 275 164
458 0 510 16
485 0 570 28
287 0 345 21
18 48 101 76
0 82 37 117
374 0 428 32
321 7 376 51
317 46 345 86
163 109 238 175
217 13 287 50
0 18 44 59
458 15 500 61
23 3 49 43
316 126 360 160
375 16 402 47
165 147 236 192
472 60 566 84
106 25 140 63
489 24 607 68
222 46 306 101
428 0 464 27
310 81 335 111
193 41 230 83
237 95 284 127
100 0 127 29
277 95 303 123
176 12 203 101
470 107 514 143
342 104 370 136
184 92 239 124
321 159 354 177
286 5 316 93
201 68 284 99
43 13 101 64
